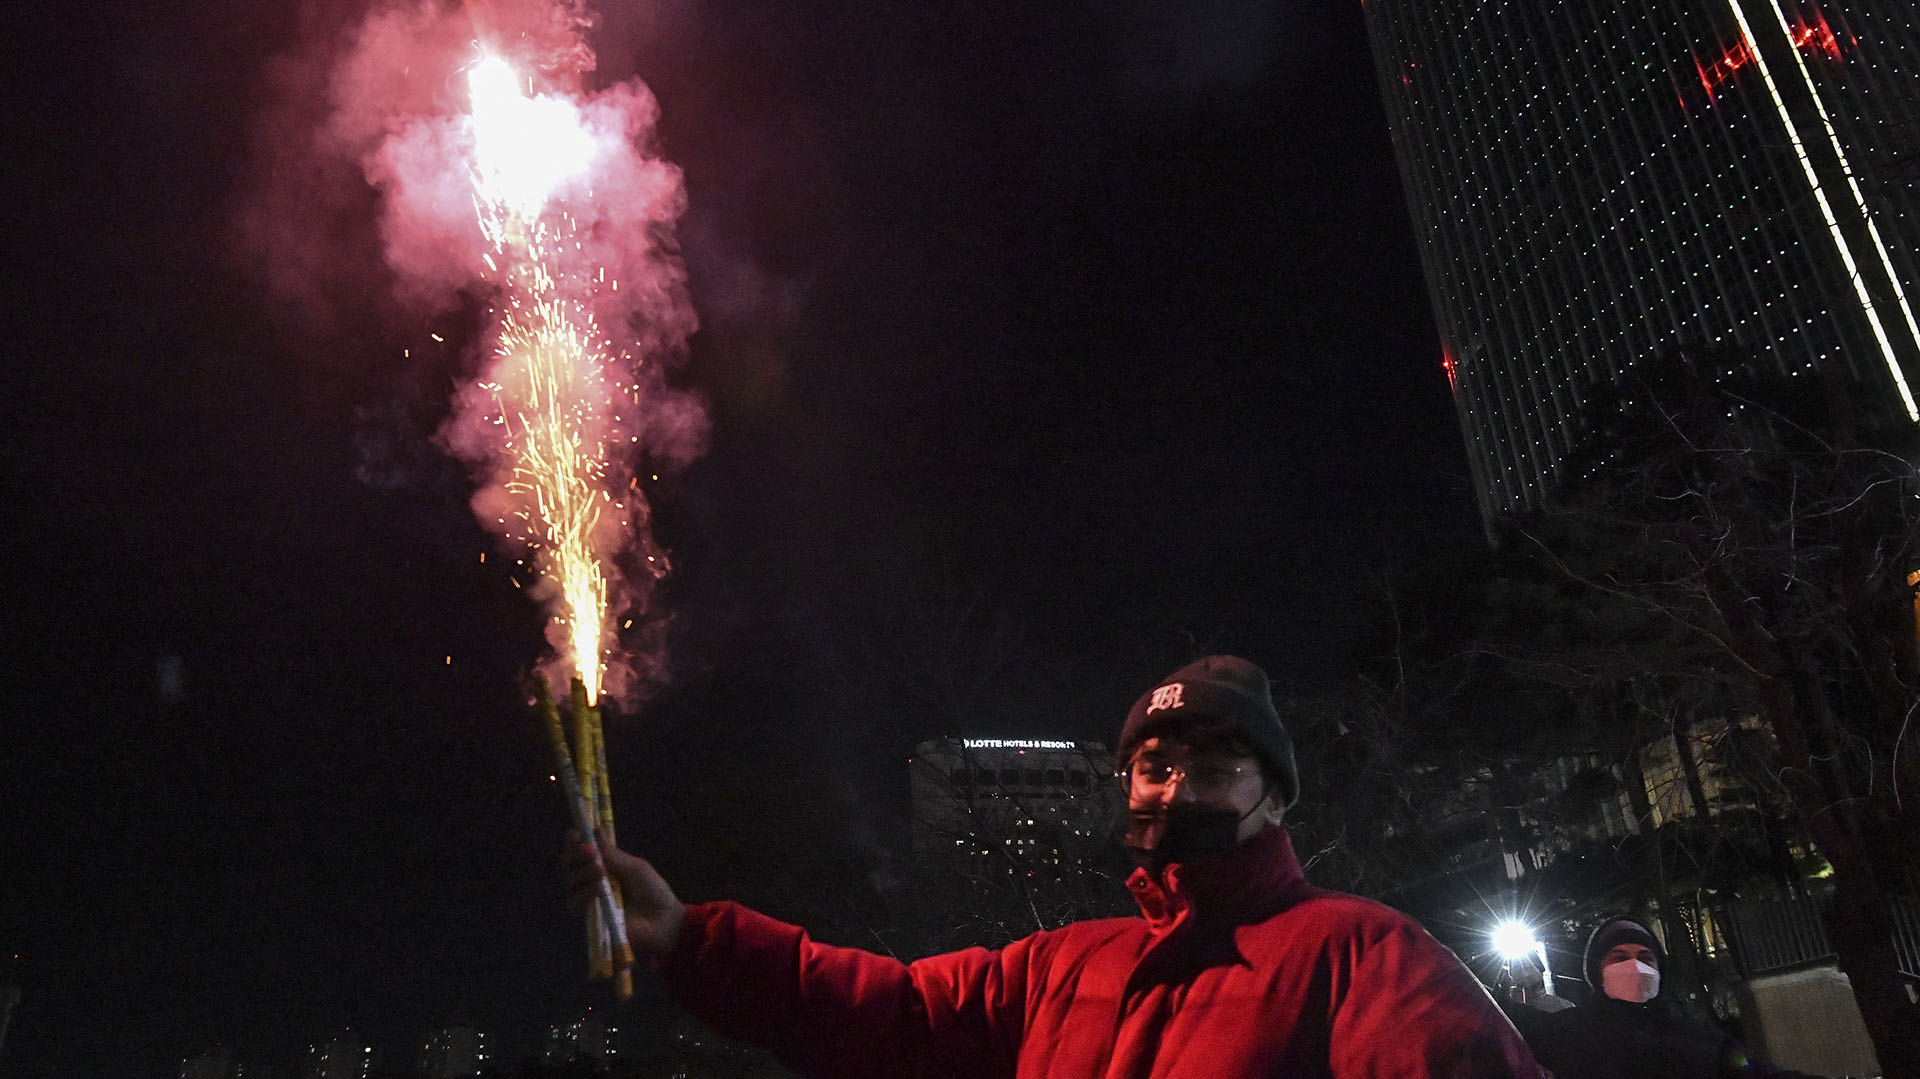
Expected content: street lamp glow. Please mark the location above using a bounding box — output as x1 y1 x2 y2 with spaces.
1491 918 1557 997
1492 920 1537 960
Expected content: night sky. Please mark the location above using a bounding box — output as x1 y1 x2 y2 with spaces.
4 0 1480 1072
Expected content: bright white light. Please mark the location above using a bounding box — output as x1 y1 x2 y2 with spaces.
467 56 597 216
1492 920 1538 960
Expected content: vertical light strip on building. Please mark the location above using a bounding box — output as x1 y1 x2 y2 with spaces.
1724 0 1920 419
1759 0 1920 413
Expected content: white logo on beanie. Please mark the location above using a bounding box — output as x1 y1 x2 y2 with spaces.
1147 683 1185 713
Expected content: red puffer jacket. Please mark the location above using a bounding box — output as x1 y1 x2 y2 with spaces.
659 827 1544 1078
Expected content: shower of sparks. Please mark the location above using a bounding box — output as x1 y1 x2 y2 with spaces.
466 54 630 703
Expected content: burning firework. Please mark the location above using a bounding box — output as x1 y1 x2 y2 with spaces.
448 40 693 994
292 0 705 995
247 0 700 995
458 50 659 705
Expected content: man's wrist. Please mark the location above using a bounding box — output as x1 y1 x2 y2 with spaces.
644 901 689 956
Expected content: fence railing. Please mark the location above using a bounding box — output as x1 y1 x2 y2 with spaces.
1722 893 1920 979
1894 895 1920 979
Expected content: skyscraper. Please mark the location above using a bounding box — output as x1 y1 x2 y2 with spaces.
1361 0 1920 530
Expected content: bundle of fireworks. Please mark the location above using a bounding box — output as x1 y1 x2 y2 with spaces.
536 676 634 999
344 22 696 1004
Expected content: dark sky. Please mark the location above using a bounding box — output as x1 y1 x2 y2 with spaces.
4 0 1478 1072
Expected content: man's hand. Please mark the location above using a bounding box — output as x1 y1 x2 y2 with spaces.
565 830 688 956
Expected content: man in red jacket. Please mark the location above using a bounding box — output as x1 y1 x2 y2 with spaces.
568 655 1544 1078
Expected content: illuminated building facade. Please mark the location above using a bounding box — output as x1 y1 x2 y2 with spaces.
302 1038 371 1079
418 1025 490 1079
1361 0 1920 529
908 738 1122 877
542 1018 621 1065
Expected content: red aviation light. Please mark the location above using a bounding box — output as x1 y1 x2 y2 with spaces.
1788 10 1843 59
1440 344 1459 394
1695 38 1756 98
1695 9 1845 101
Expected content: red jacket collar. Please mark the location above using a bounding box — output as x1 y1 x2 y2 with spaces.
1124 826 1308 935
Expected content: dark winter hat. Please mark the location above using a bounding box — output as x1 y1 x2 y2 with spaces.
1118 656 1299 807
1583 916 1664 988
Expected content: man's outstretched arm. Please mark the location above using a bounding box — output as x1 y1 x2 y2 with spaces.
563 832 1025 1079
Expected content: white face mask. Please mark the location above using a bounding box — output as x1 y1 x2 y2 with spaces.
1601 958 1660 1003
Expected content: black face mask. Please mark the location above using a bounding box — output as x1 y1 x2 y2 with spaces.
1125 804 1249 872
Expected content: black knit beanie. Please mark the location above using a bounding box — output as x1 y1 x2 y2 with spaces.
1117 655 1300 807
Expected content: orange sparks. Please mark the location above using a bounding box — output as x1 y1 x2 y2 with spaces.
466 55 624 704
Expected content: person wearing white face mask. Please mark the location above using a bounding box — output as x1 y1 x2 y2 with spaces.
1501 916 1820 1078
1597 930 1661 1006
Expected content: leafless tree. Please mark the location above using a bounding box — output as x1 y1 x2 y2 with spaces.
1511 348 1920 1071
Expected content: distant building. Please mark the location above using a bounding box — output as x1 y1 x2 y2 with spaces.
1401 714 1791 886
542 1017 621 1065
1361 0 1920 531
303 1037 371 1079
418 1024 489 1079
180 1049 236 1079
905 738 1129 944
909 738 1122 874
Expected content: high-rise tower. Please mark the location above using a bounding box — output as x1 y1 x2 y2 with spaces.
1361 1 1920 531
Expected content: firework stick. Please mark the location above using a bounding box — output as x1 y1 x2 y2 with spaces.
571 705 607 981
576 679 635 987
571 678 635 980
535 679 632 978
582 689 635 1000
586 891 612 979
557 687 624 980
584 685 617 846
568 680 614 978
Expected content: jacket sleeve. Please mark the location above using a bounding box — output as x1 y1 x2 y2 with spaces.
657 901 1029 1079
1326 918 1548 1079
